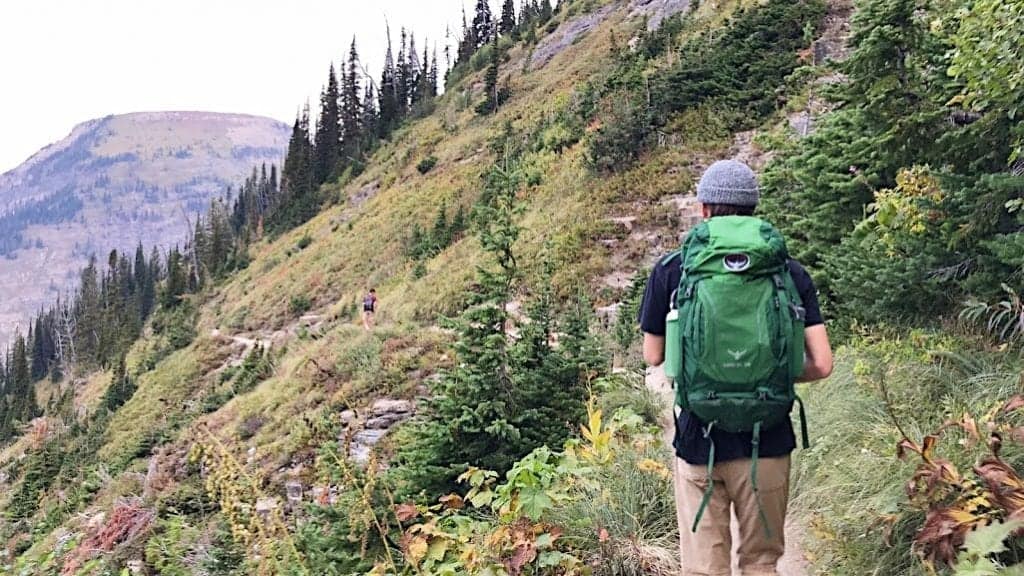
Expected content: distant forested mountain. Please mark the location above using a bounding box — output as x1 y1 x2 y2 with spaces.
0 112 289 344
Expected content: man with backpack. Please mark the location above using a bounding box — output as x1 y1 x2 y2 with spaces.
362 288 378 331
639 160 833 575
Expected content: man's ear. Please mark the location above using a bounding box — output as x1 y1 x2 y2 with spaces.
700 203 711 219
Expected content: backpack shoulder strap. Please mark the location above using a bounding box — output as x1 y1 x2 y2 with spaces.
659 249 682 268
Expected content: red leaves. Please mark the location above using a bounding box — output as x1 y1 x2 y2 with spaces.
62 499 155 576
1000 395 1024 416
914 507 982 566
975 456 1024 517
395 502 420 523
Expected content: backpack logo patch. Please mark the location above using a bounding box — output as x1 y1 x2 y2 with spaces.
727 349 747 361
723 253 751 272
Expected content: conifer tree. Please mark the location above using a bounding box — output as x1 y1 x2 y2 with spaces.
314 64 342 185
394 157 525 494
431 203 452 252
458 6 476 65
476 34 506 115
271 106 317 231
30 316 51 381
472 0 495 49
379 27 400 137
500 0 516 37
6 335 37 432
396 29 411 119
408 35 422 109
539 0 553 22
76 257 101 364
361 84 379 147
135 244 155 319
341 39 363 163
163 248 188 308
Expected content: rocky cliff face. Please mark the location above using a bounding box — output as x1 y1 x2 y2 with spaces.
0 111 290 346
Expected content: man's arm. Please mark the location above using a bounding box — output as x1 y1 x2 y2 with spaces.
643 333 665 366
797 324 833 382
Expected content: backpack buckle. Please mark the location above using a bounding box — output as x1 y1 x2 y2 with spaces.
789 303 807 322
758 391 769 401
706 391 718 401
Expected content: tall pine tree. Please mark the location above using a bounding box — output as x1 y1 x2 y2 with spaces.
314 64 342 185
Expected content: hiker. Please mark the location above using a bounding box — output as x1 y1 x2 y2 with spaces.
639 160 833 576
362 288 378 330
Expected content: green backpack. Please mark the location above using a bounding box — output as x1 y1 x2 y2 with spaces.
662 216 809 533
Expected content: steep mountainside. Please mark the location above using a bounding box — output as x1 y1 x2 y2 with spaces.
0 112 289 345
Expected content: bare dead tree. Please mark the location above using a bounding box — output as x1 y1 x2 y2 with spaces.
54 295 78 376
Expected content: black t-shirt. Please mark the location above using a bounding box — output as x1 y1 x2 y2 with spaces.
638 253 823 465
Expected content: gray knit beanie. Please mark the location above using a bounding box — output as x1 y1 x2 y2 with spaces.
696 160 760 207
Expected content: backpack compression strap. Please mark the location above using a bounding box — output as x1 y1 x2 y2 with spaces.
690 421 779 539
750 421 773 539
691 422 717 533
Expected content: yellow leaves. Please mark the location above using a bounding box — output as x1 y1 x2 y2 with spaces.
637 458 671 480
579 397 613 464
407 535 430 564
867 166 948 254
439 493 465 510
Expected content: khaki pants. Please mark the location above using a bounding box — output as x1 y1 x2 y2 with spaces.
674 456 791 576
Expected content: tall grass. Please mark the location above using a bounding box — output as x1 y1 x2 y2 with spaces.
791 332 1024 575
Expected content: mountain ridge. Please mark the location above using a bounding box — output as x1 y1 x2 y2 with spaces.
0 111 290 346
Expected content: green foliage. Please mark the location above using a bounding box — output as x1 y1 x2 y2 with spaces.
949 0 1024 162
793 331 1024 574
962 284 1024 346
289 294 312 316
390 394 675 575
145 516 202 576
758 0 1024 330
954 521 1024 575
392 156 607 499
650 0 826 129
102 356 138 413
6 436 63 521
586 92 652 173
586 0 825 173
296 233 313 251
416 155 438 174
404 203 469 264
150 301 198 354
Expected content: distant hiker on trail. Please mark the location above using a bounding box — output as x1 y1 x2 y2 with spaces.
362 288 378 330
639 160 833 576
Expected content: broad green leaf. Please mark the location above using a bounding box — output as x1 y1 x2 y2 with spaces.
962 520 1023 558
519 487 554 520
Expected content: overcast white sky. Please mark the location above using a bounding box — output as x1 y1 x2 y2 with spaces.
0 0 474 172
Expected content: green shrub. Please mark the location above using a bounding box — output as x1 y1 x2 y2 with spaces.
296 233 313 251
586 93 652 173
416 155 438 174
289 294 312 316
145 516 201 576
151 302 198 352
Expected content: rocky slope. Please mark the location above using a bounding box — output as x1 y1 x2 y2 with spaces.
0 112 290 345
